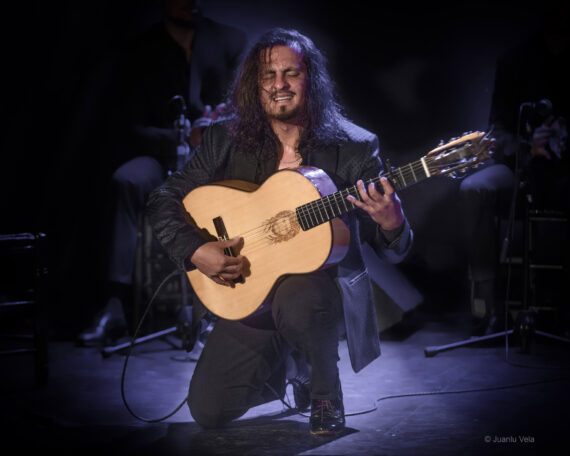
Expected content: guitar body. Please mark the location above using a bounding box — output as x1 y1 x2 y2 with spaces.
183 167 350 320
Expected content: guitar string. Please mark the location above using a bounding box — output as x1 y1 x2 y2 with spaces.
222 176 394 253
228 182 365 244
219 159 434 250
212 150 476 251
242 177 474 252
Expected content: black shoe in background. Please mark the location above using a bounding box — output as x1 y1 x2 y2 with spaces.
76 297 128 347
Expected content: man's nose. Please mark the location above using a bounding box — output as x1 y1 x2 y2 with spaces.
274 73 290 90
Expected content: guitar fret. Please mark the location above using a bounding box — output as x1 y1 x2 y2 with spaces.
310 202 319 224
329 194 338 217
417 161 427 179
409 162 417 182
420 156 431 177
296 208 307 230
321 198 331 220
319 200 327 222
397 168 406 188
299 205 309 229
340 190 350 211
329 195 338 217
323 196 332 218
329 194 339 217
310 202 320 225
308 204 318 228
303 208 312 229
334 192 342 215
352 185 361 201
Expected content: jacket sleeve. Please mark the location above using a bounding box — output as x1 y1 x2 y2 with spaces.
356 135 413 264
145 122 230 270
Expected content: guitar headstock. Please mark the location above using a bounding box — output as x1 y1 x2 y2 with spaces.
425 131 494 178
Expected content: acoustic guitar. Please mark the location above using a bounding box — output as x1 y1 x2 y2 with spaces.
183 131 493 320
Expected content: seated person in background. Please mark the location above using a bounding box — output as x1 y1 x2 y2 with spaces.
458 0 569 335
77 0 247 345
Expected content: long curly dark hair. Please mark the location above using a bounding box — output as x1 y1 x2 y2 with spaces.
226 28 347 157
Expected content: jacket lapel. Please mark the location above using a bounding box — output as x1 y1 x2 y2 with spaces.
230 138 278 184
306 143 340 181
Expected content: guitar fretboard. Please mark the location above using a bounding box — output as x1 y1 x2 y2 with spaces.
295 157 431 231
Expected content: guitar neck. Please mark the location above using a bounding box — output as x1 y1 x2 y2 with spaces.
296 156 432 231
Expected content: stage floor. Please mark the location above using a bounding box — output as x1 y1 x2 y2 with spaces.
1 309 569 456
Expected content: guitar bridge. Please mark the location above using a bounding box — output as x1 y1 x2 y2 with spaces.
213 216 244 283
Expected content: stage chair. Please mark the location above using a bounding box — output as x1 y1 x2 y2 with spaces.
0 233 49 387
425 185 569 357
519 193 569 348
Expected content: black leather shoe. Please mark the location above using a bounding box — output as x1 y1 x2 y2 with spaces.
289 375 311 411
76 311 128 347
309 389 345 436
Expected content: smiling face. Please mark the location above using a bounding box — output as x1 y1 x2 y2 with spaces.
258 45 308 123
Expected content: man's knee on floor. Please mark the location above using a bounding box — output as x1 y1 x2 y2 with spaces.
188 383 250 429
188 392 235 429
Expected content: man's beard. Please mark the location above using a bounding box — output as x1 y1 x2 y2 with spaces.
269 104 302 122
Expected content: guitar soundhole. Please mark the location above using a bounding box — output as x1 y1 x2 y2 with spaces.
264 210 301 244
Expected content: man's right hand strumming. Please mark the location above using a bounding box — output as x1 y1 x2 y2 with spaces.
190 237 244 286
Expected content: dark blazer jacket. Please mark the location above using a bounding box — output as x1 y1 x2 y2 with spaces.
146 118 413 373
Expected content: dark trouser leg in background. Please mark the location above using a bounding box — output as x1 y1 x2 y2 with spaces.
77 156 164 345
108 156 164 286
459 163 514 334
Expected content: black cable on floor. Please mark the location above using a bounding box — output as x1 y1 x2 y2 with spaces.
375 376 570 405
120 269 189 423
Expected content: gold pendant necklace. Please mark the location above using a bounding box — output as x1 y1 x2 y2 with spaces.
280 154 302 165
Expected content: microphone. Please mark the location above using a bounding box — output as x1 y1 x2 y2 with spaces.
168 95 187 121
169 94 187 112
520 99 552 117
168 95 191 170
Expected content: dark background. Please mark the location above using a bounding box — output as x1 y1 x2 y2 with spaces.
0 0 542 337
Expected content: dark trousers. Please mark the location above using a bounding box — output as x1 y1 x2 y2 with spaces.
108 156 165 285
188 271 343 429
459 163 515 283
